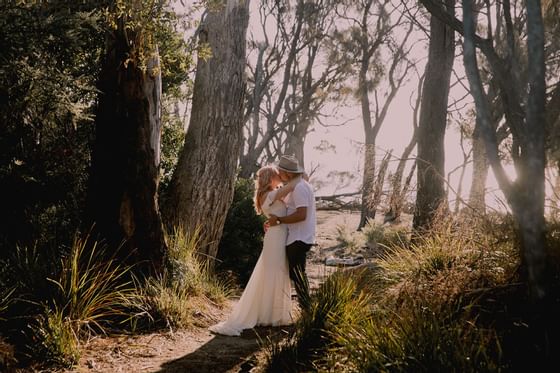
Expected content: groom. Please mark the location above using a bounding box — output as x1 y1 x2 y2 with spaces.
268 155 316 310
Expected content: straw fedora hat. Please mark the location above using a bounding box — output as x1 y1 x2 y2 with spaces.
277 155 305 174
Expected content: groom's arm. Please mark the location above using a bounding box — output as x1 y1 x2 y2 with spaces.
268 207 306 226
271 177 299 204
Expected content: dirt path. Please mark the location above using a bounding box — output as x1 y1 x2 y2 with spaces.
74 322 291 373
66 210 361 373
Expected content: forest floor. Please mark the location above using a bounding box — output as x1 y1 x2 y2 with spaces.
59 209 383 373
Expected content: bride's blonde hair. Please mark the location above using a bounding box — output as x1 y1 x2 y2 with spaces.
254 165 278 215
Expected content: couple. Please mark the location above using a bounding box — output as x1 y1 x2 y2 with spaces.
209 155 316 336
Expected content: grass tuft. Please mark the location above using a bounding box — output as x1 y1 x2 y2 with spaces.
265 270 372 372
47 234 137 337
362 220 409 250
131 226 231 330
335 224 360 251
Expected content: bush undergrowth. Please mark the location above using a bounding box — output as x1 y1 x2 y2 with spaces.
132 226 231 330
0 226 230 369
266 214 558 372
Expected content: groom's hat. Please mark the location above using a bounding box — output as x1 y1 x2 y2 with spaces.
277 155 305 174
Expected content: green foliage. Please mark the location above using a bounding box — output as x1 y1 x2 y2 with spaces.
30 308 81 368
47 235 137 336
0 227 230 367
166 226 230 303
217 178 266 285
332 299 502 373
0 1 194 255
0 2 103 252
104 0 193 87
159 106 186 193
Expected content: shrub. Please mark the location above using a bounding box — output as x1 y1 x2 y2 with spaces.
166 226 230 303
217 178 266 285
133 275 218 330
29 308 80 368
362 220 409 250
47 235 137 336
335 224 360 251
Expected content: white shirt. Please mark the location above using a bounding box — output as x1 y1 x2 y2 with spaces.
284 178 316 245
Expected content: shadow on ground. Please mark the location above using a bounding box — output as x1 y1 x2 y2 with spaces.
154 326 292 373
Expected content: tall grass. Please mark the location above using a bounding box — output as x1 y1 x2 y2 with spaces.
132 226 231 330
332 298 502 372
265 271 372 372
32 235 137 367
166 226 230 304
1 234 138 368
48 235 137 336
2 226 232 368
268 215 520 372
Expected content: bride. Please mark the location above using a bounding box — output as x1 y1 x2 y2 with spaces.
209 165 296 336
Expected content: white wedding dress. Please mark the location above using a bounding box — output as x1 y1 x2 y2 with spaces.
209 190 293 336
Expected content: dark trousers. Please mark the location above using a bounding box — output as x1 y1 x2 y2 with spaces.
286 240 312 310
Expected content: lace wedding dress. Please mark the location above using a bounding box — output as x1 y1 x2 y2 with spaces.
209 190 293 336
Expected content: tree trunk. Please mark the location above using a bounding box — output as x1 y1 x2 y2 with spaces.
86 21 166 276
413 0 456 231
285 119 308 166
468 124 489 213
518 0 547 301
163 0 250 265
238 42 268 179
387 74 421 222
359 140 377 229
462 0 547 301
371 150 392 217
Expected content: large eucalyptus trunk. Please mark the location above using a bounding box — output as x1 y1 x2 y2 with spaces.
163 0 250 265
86 21 166 276
413 0 455 230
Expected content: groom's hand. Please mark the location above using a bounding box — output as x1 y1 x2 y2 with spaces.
268 214 279 227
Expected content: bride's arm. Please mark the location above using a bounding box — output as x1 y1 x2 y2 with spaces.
272 177 300 203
